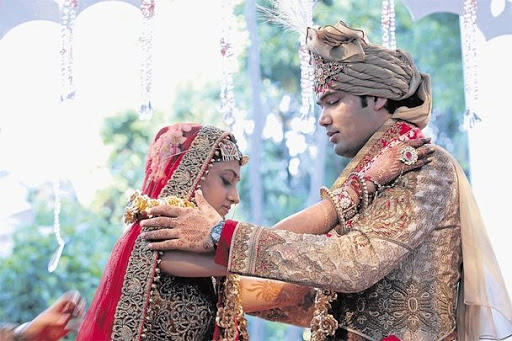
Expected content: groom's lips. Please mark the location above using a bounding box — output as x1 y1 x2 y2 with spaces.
326 130 339 137
327 130 339 143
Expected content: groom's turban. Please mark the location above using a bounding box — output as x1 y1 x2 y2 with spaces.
306 21 432 129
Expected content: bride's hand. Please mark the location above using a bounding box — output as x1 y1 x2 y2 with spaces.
365 137 434 188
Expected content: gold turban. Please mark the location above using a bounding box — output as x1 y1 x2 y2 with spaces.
306 21 431 129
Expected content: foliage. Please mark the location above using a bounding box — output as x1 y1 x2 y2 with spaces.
0 183 117 339
92 110 159 225
0 110 164 336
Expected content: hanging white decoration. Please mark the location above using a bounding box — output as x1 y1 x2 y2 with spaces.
48 178 65 273
49 0 76 272
461 0 481 129
57 0 77 102
381 0 396 49
258 0 317 123
219 0 237 126
139 0 155 120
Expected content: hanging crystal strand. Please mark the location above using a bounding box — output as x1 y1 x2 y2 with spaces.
381 0 389 48
461 0 481 129
219 0 237 126
52 0 74 270
257 0 317 130
298 0 315 126
388 0 396 49
59 0 77 102
139 0 155 120
48 178 65 273
381 0 396 49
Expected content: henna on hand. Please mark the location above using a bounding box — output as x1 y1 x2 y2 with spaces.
365 137 434 188
140 190 221 252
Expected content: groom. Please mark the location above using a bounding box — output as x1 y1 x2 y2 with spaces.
140 20 512 340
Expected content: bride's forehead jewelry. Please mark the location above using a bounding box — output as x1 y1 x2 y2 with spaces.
213 135 249 165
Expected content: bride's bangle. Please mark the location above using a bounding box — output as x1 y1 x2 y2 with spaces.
362 175 382 202
362 175 382 192
347 172 369 211
320 186 358 226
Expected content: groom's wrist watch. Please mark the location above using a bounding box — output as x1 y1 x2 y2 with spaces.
210 219 225 249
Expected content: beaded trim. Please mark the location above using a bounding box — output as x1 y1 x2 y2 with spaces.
215 274 249 340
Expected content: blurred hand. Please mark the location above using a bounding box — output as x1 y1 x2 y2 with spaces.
21 290 85 341
140 190 221 252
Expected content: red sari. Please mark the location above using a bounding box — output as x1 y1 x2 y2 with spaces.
78 124 236 341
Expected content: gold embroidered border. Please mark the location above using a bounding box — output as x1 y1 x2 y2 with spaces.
228 222 253 274
111 236 157 340
160 125 229 200
228 222 286 278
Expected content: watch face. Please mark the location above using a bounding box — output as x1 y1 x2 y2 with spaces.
210 223 223 243
211 229 220 240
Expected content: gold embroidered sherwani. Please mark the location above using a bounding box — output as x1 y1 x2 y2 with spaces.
228 120 462 340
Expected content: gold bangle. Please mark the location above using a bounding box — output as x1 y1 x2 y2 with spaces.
320 186 358 225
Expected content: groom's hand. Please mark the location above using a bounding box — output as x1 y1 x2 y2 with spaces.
140 190 221 252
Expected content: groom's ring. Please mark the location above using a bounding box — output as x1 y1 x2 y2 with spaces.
399 146 418 166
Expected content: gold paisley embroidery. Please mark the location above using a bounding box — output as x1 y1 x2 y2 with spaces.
332 233 460 340
351 234 371 250
334 274 457 340
228 122 461 341
143 275 217 340
357 177 417 239
330 149 460 340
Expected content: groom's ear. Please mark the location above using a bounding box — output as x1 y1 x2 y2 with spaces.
373 97 387 111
